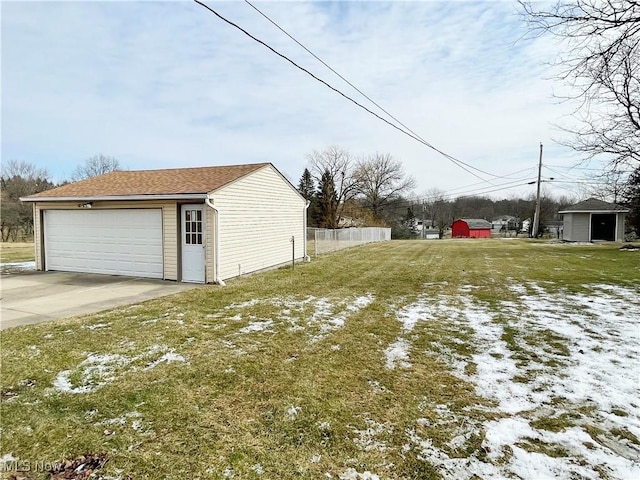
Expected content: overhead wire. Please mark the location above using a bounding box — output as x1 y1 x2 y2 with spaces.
437 166 537 195
193 0 504 183
242 0 507 182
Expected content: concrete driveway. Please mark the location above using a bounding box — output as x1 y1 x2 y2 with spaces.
0 271 198 330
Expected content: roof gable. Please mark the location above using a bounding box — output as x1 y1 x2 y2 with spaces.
558 197 630 213
454 218 492 229
23 163 270 200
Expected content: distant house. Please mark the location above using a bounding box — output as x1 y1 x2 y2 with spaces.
451 218 492 238
558 198 629 242
423 228 440 240
338 215 365 228
415 219 435 231
491 215 518 231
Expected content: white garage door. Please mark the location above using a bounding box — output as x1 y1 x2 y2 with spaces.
44 209 163 279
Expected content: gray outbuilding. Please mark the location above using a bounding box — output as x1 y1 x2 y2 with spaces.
558 198 629 242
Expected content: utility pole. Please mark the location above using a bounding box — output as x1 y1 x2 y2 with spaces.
532 143 543 238
422 200 426 239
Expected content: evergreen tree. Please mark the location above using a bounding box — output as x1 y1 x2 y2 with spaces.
297 168 319 227
316 169 338 228
392 207 418 239
297 168 315 200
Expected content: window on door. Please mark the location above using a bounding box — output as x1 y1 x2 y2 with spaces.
185 209 203 245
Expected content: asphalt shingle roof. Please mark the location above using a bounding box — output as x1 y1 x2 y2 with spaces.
23 163 270 199
558 197 630 213
458 218 492 229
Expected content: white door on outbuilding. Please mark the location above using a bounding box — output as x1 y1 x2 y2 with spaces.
44 209 163 278
181 205 205 283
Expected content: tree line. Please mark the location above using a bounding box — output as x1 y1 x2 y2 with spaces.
296 146 415 230
298 146 640 239
1 155 120 241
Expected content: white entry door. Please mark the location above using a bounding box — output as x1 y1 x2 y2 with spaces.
181 205 205 283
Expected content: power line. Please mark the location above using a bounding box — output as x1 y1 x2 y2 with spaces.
242 0 506 182
193 0 501 182
438 166 536 195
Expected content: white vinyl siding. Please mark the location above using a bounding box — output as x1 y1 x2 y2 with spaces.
563 214 573 241
44 209 163 278
205 206 216 283
616 213 626 241
211 165 306 281
564 213 590 242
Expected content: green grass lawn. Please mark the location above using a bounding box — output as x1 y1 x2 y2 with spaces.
0 242 35 263
1 240 639 479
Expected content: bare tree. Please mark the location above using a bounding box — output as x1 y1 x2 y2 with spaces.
1 161 54 241
354 153 416 219
423 187 452 236
520 0 640 169
1 159 48 180
72 154 121 181
307 146 359 227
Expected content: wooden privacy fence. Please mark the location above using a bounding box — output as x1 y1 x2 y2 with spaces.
307 227 391 256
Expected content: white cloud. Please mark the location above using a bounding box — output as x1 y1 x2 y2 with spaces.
2 1 592 197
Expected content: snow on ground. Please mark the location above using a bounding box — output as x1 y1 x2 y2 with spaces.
392 282 640 479
52 345 187 394
238 320 274 334
221 294 374 343
0 261 36 272
384 339 411 370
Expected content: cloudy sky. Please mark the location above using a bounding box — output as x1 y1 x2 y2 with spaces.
2 0 604 200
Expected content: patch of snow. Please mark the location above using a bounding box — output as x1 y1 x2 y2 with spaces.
143 351 186 370
0 261 35 270
308 294 374 343
384 338 411 370
318 421 331 431
353 418 389 452
1 453 18 463
338 468 380 480
100 411 142 427
252 464 264 475
238 320 274 334
53 353 131 394
226 299 263 309
83 323 111 331
287 405 301 419
407 282 640 479
368 380 388 394
52 345 187 394
311 454 321 464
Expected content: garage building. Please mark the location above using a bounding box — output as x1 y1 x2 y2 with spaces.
558 197 629 242
22 163 309 284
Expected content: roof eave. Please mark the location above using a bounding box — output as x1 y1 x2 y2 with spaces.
558 209 630 214
20 193 208 203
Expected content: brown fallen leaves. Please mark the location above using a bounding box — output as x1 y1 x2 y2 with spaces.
48 453 108 479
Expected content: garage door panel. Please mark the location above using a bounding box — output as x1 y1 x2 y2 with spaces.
44 210 163 279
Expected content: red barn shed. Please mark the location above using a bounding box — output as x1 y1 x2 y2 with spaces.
452 218 491 238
